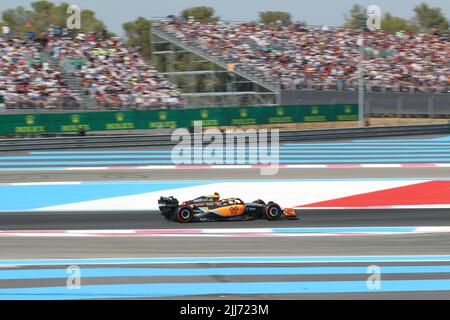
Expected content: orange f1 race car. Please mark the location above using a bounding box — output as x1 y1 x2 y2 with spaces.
158 193 298 223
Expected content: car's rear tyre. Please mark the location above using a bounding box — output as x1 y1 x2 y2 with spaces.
176 206 194 223
252 199 266 205
265 202 282 220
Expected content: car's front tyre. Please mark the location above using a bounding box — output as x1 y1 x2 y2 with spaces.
265 202 282 220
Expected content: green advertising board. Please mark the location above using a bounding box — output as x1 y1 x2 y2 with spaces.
184 108 223 127
335 104 359 121
95 111 137 131
0 114 51 134
140 109 182 129
226 107 266 126
0 104 358 135
265 106 296 124
52 113 93 133
301 105 329 122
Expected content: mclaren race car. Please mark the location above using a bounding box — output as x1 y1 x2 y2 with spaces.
158 193 298 223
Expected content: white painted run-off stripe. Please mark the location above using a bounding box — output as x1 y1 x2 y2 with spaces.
138 165 177 169
285 165 328 168
66 230 138 234
2 163 450 172
201 228 273 234
210 165 252 169
5 254 450 266
1 227 450 238
415 227 450 233
360 164 402 168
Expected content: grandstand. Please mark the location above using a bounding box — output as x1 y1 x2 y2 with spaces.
151 16 449 118
0 38 79 110
151 20 278 108
157 18 449 93
0 9 449 119
50 35 184 109
0 31 184 111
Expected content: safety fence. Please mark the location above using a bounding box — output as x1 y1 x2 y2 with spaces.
0 104 358 135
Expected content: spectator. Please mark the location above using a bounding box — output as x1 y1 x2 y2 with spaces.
49 35 184 109
156 19 449 93
2 25 10 39
0 38 78 109
27 31 36 43
0 33 183 110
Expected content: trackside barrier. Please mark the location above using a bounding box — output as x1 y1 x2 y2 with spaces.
0 124 448 152
0 104 358 135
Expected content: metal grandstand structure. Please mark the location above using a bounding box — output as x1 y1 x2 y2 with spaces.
150 23 279 108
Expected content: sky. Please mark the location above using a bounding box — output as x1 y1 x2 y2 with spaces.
1 0 449 35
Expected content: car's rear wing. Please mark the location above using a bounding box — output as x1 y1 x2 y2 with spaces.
158 196 179 214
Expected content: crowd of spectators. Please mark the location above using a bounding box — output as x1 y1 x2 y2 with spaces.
157 18 449 93
0 37 79 110
48 33 184 109
0 26 183 110
1 18 447 112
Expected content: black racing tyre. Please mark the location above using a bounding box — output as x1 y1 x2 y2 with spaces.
252 199 266 205
176 206 194 223
265 203 282 220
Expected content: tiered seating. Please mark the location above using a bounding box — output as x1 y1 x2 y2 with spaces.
158 19 449 93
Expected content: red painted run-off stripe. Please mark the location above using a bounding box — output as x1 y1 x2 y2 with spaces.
401 163 438 168
301 181 450 208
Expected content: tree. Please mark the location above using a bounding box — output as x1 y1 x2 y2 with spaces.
343 4 366 29
412 3 449 32
1 6 34 37
1 1 106 38
259 11 292 25
181 6 217 22
123 17 151 60
31 0 54 32
79 9 106 34
381 12 418 33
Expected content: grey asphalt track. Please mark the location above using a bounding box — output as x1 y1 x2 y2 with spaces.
1 234 450 259
3 259 450 300
1 167 450 183
1 209 449 230
1 135 449 299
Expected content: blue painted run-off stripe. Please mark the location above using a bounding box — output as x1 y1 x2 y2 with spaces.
5 150 450 160
2 265 450 280
0 181 207 211
3 279 450 299
272 227 416 233
284 142 450 146
29 146 450 154
3 158 450 166
433 136 450 141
